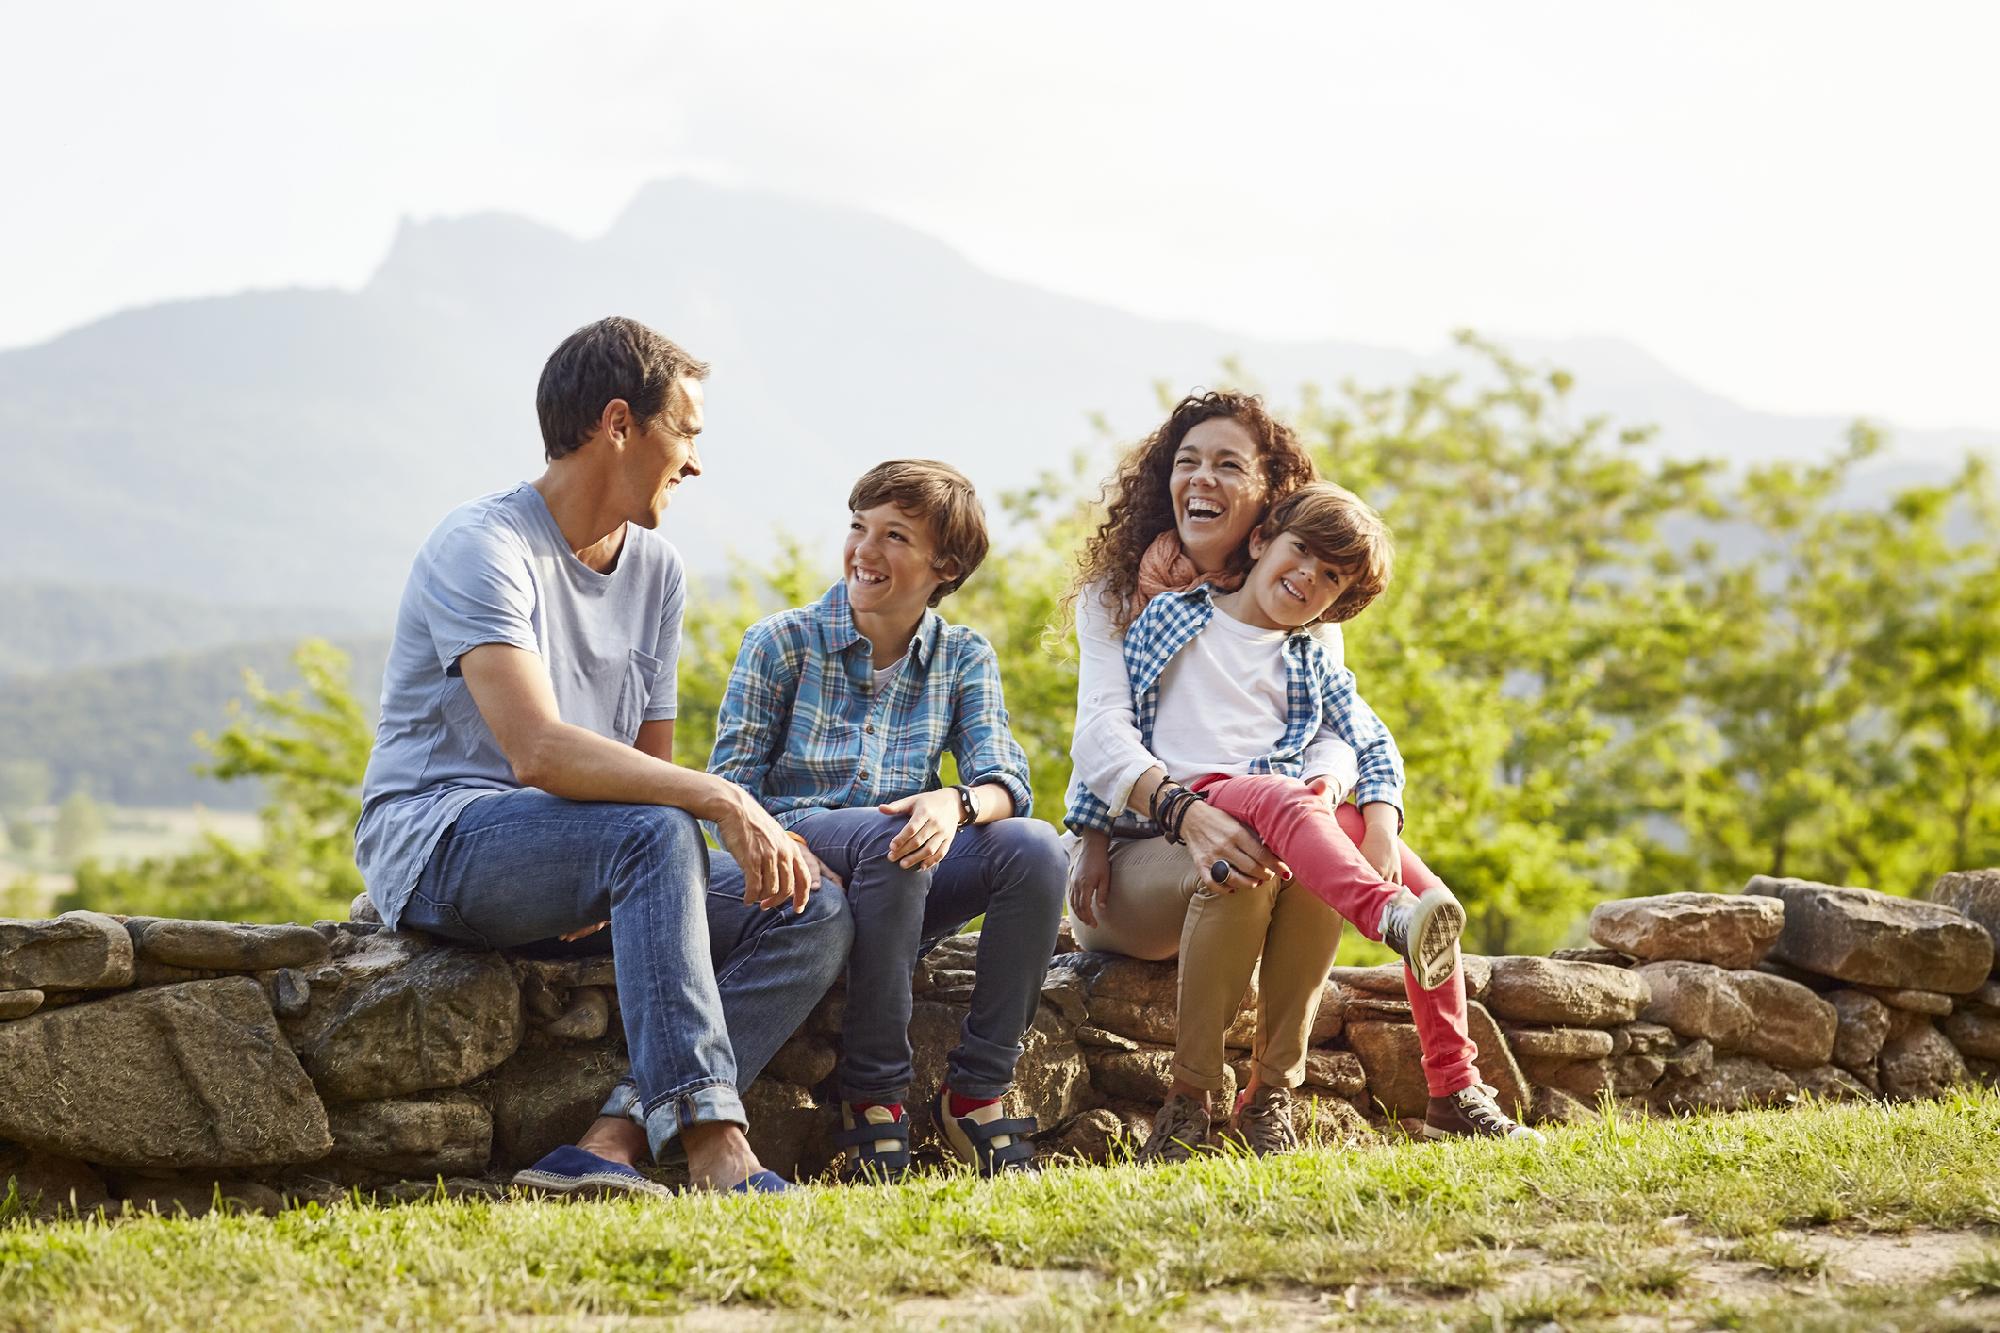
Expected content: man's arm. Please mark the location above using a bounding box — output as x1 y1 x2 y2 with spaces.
458 643 811 908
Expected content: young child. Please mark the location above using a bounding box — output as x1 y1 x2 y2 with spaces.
710 459 1067 1182
1067 482 1540 1152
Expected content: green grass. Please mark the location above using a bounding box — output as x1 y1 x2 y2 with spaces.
3 1090 1998 1330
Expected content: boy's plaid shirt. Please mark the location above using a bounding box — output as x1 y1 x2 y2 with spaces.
710 581 1034 825
1064 584 1405 832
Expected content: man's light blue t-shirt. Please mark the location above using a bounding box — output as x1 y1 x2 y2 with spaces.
355 483 686 928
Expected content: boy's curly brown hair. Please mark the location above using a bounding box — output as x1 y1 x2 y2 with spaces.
1066 390 1318 632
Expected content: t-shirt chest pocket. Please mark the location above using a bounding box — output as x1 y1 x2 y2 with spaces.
614 647 662 744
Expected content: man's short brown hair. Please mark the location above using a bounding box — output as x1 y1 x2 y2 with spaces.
536 317 710 461
848 460 990 606
1259 482 1394 623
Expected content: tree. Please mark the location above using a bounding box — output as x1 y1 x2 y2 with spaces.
60 640 369 923
51 787 105 865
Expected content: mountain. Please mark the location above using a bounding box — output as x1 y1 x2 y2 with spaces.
2 179 1993 613
0 581 377 678
0 637 389 808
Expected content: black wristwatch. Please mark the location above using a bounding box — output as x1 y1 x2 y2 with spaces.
953 784 979 828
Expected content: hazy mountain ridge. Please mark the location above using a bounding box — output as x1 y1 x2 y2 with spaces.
2 179 1992 614
0 581 378 679
0 636 390 808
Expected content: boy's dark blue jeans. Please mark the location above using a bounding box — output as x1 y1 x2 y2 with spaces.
788 808 1066 1104
398 788 852 1160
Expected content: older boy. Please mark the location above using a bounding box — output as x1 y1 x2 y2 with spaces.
710 460 1066 1181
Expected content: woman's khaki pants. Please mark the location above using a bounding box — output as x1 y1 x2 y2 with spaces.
1066 833 1345 1092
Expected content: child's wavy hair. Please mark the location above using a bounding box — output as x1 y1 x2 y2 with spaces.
1259 483 1393 624
849 459 990 606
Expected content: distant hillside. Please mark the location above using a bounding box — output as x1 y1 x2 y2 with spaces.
0 638 389 808
3 179 1990 613
0 581 378 678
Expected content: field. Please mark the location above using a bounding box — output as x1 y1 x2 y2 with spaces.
3 1090 1997 1330
0 805 261 916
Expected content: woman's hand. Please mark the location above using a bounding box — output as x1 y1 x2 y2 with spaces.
1181 800 1289 894
880 789 963 870
1068 829 1111 927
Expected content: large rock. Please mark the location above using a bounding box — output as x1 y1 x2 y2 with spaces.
1504 1026 1617 1061
1855 985 1953 1016
1745 876 1993 993
0 988 43 1019
1588 893 1785 969
908 1001 1091 1140
1482 956 1650 1027
744 1080 833 1180
0 912 133 991
0 977 330 1168
326 1096 492 1176
482 1041 630 1170
1826 990 1892 1069
1930 869 2000 952
1636 960 1836 1068
1348 1001 1526 1119
293 943 522 1101
1329 954 1493 1000
1303 1048 1366 1095
1086 1045 1234 1108
1794 1065 1874 1103
1943 1009 2000 1061
130 919 329 973
1878 1022 1968 1101
1519 1055 1612 1103
1653 1056 1797 1115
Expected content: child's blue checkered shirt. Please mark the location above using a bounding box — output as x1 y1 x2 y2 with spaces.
1063 584 1404 833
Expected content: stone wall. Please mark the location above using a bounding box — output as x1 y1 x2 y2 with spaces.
3 870 1996 1217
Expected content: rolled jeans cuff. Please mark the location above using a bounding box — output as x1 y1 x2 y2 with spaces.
599 1077 646 1126
641 1080 747 1158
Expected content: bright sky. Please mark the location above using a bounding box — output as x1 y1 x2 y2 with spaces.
4 1 1996 429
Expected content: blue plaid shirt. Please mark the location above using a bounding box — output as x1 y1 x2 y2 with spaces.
710 581 1034 825
1064 584 1405 833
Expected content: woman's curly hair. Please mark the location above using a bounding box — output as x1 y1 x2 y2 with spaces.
1065 390 1319 633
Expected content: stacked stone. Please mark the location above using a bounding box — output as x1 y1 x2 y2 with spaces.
1576 876 1997 1116
3 869 1996 1213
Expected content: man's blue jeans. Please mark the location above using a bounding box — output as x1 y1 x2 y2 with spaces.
788 809 1066 1105
400 788 852 1159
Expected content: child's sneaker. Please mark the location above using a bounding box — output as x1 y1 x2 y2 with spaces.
1380 886 1466 991
931 1087 1038 1176
1138 1092 1211 1164
1423 1084 1545 1141
833 1102 913 1183
1230 1085 1299 1157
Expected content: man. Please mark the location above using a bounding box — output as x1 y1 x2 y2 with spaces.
354 316 850 1195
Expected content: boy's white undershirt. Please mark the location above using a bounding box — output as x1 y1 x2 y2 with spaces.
1148 604 1291 784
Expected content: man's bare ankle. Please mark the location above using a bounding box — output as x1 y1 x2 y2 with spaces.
681 1121 762 1191
576 1115 647 1167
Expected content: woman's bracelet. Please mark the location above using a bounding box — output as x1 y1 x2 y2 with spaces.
1157 785 1205 844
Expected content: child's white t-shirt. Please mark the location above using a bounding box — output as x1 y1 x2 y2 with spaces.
1149 605 1291 783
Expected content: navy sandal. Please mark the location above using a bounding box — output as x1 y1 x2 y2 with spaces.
511 1145 673 1200
833 1104 913 1183
731 1169 791 1194
932 1089 1038 1176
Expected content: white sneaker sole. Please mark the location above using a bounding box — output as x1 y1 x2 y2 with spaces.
510 1167 674 1200
1405 892 1466 991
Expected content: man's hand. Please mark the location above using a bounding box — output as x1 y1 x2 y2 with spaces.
713 784 816 911
1359 801 1403 885
1068 828 1111 927
880 789 962 871
1182 800 1289 894
560 920 609 942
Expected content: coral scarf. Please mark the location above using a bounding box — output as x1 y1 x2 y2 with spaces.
1131 530 1245 623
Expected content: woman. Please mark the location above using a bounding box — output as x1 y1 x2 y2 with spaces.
1063 390 1360 1159
1064 390 1529 1159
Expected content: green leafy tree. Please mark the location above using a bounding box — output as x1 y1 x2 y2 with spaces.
60 640 368 923
51 787 105 865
